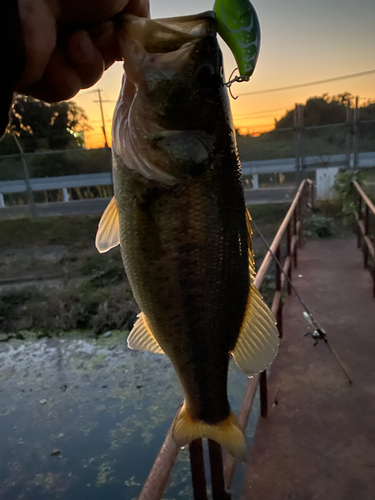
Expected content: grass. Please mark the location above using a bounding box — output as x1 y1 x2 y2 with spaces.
0 204 290 251
248 203 290 239
0 214 138 334
0 215 100 249
0 202 337 335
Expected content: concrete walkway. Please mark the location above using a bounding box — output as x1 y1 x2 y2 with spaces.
241 236 375 500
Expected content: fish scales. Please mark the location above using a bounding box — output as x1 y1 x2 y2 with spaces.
96 11 279 456
114 141 249 425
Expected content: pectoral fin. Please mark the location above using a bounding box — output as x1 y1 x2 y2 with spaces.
95 197 120 253
128 312 165 354
232 284 279 377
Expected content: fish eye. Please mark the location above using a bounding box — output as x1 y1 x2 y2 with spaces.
195 63 219 90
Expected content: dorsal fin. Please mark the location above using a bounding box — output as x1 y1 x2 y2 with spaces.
232 283 279 377
127 312 165 354
95 197 120 253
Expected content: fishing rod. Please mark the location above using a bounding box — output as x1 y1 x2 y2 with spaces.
251 218 353 385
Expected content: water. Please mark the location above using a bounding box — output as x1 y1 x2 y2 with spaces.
0 334 259 499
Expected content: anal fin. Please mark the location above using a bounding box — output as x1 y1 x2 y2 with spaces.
128 312 165 354
232 283 279 377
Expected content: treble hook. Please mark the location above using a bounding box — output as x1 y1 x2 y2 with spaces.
223 67 250 99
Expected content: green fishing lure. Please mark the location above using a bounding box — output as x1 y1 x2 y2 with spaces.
214 0 261 79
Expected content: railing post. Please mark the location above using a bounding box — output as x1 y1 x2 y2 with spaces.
189 439 208 500
277 303 283 340
275 245 283 339
310 180 315 211
364 205 369 269
62 188 70 202
275 246 281 292
208 440 231 500
293 209 298 268
357 192 362 248
297 196 302 247
260 370 268 418
286 222 292 295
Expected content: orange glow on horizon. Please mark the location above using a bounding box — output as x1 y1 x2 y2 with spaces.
75 68 375 149
82 116 279 148
81 92 374 147
83 119 113 149
72 0 375 149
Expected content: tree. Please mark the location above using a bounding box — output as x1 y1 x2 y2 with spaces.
4 95 92 152
275 94 349 129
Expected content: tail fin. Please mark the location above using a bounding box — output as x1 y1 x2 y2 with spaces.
172 401 246 458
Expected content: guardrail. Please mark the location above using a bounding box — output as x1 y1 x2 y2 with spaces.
0 173 112 194
136 179 314 500
241 151 375 176
0 151 374 207
353 180 375 297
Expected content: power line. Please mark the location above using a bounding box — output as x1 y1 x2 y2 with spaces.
242 123 276 128
238 69 375 97
235 113 281 120
234 104 295 118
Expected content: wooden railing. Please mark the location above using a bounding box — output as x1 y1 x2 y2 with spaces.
353 180 375 297
138 179 314 500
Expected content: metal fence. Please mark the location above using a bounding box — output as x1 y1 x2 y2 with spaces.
0 99 374 209
354 180 375 297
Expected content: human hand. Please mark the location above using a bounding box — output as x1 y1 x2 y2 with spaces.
16 0 149 102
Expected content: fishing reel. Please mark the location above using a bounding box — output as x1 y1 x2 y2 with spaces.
303 311 327 346
304 328 327 347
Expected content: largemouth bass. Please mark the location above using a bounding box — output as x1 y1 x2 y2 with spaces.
96 11 278 457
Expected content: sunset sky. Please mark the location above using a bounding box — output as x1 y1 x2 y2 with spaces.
75 0 375 148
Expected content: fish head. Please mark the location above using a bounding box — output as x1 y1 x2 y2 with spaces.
114 12 233 184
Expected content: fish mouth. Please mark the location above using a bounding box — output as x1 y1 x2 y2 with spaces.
119 11 217 55
112 11 222 185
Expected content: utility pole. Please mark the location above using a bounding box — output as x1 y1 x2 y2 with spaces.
12 133 37 218
293 103 305 186
346 99 352 168
96 89 109 148
353 96 359 169
92 89 115 148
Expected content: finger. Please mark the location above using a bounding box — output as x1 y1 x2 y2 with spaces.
65 30 105 87
89 21 119 69
18 0 57 86
21 48 83 102
59 0 130 22
125 0 150 18
88 0 150 66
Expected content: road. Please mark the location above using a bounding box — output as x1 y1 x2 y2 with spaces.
0 187 296 220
